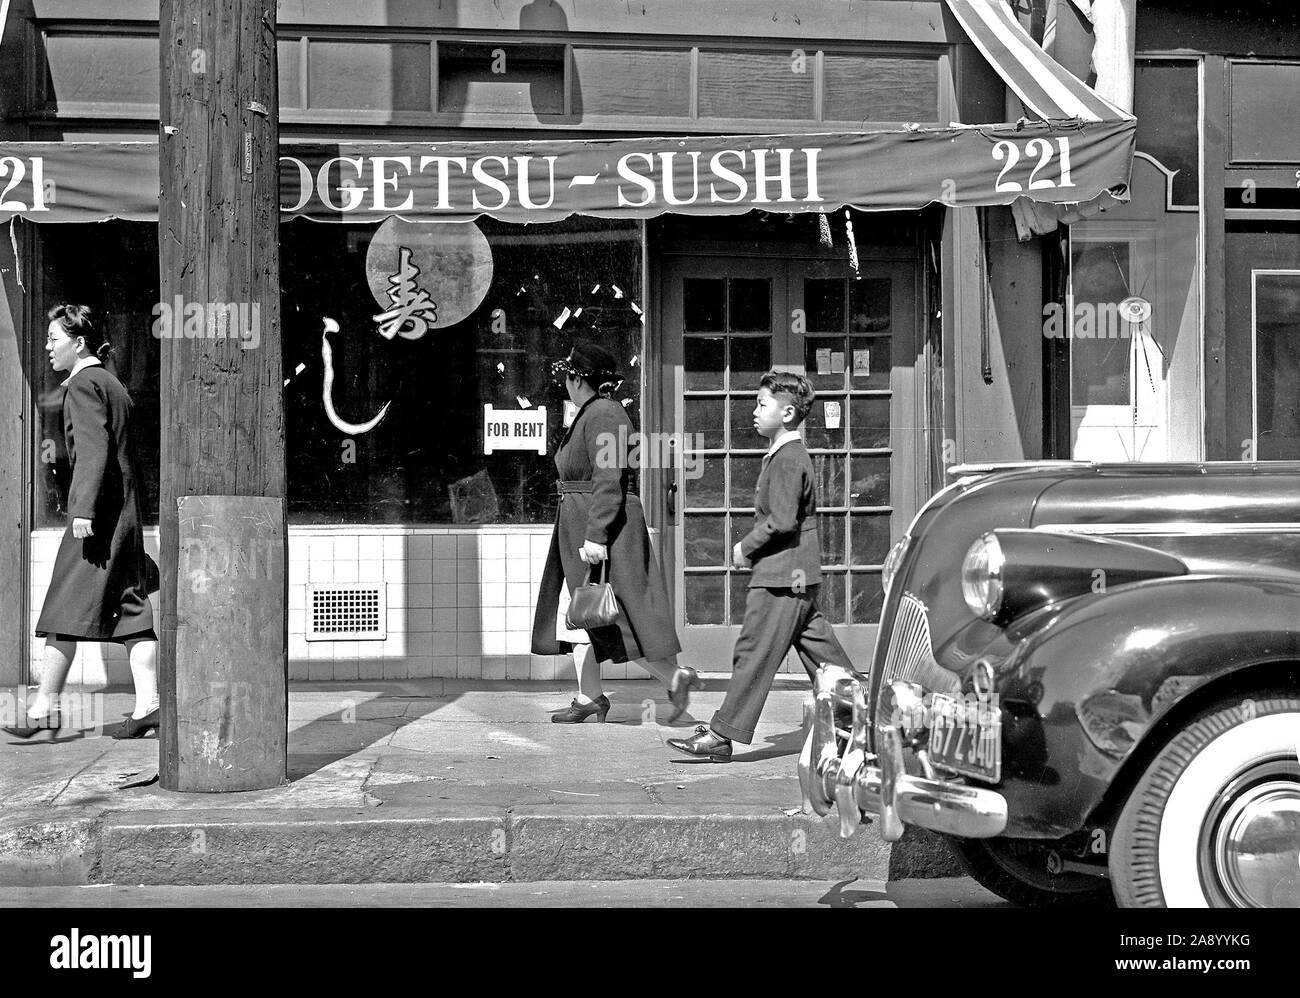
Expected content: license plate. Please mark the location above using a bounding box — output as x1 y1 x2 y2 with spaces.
928 693 1002 783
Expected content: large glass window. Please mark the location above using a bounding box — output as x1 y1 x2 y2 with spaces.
33 222 161 529
1134 59 1199 208
281 215 643 524
31 216 643 527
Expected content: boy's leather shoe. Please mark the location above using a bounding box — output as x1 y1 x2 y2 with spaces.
667 725 732 763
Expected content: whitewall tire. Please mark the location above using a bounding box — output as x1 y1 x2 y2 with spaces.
1110 696 1300 908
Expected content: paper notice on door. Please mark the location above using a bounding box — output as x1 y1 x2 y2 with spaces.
824 400 842 429
815 348 832 374
853 348 870 378
830 351 845 374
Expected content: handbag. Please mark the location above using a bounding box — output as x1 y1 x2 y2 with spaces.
566 560 622 630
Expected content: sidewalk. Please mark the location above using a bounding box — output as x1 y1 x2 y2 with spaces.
0 679 962 888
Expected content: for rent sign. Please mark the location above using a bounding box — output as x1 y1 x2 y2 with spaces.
484 405 548 455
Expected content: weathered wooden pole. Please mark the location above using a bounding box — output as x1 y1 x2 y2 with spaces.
158 0 286 791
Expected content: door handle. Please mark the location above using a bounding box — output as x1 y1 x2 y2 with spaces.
667 482 678 517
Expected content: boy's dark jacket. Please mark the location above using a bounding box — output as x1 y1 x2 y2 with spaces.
738 436 823 588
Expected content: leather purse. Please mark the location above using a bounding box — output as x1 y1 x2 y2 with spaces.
566 560 621 630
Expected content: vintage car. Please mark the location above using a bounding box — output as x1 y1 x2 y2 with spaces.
799 460 1300 908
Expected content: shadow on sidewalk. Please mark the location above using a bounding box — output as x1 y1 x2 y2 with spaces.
285 677 464 782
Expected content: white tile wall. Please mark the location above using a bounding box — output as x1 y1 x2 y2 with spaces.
28 526 590 685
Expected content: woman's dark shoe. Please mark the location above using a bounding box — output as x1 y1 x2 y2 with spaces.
551 695 610 724
667 725 732 763
112 708 159 739
667 666 701 723
2 711 59 741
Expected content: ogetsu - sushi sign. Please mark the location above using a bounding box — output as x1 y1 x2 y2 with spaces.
278 143 824 221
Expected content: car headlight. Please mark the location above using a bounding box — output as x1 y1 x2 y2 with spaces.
961 533 1005 620
881 536 911 595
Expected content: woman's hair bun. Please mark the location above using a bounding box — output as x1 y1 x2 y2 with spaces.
48 303 110 360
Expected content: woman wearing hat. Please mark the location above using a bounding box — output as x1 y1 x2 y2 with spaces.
532 340 698 723
3 305 160 741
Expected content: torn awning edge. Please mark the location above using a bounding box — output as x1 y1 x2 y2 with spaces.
0 118 1134 225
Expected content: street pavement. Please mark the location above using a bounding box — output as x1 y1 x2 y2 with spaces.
0 678 964 889
5 877 1007 908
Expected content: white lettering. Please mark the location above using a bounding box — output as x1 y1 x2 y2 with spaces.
316 156 368 212
660 150 701 207
515 155 558 210
709 150 748 204
471 155 512 211
616 153 656 208
370 155 415 212
753 148 796 203
417 156 469 210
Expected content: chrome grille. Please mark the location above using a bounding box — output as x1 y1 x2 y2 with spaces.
882 593 932 685
879 593 961 696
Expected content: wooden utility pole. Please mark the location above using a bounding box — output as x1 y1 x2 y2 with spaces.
158 0 286 791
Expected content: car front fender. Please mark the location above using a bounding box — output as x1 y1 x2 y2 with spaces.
989 574 1300 838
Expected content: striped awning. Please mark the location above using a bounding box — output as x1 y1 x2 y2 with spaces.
944 0 1134 123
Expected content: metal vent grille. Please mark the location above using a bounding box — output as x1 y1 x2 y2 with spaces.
879 593 960 695
306 584 387 641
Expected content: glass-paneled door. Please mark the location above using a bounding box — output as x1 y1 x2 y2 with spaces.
662 255 922 671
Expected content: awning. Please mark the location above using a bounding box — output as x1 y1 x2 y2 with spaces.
0 0 1134 226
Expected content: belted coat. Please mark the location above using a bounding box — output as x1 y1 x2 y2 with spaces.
531 395 681 663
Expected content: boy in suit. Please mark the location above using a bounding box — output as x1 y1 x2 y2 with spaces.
668 370 856 762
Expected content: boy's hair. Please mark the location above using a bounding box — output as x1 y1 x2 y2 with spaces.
759 370 815 426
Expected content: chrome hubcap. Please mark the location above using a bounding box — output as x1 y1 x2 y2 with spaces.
1204 761 1300 908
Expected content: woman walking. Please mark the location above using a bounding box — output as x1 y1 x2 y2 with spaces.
532 341 698 723
3 305 160 740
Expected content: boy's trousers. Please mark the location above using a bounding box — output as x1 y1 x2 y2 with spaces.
710 584 856 744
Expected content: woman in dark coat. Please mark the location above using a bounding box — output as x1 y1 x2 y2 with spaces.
3 305 159 740
532 341 698 723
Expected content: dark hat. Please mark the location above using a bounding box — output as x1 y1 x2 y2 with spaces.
549 340 623 386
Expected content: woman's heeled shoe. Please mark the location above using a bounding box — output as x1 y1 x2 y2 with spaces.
551 695 610 724
667 666 701 723
112 708 159 740
2 711 59 741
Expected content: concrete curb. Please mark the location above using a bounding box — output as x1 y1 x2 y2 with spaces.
17 806 905 886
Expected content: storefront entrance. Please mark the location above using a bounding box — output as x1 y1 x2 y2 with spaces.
655 247 925 672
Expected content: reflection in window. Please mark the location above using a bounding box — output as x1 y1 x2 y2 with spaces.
1134 60 1199 208
281 216 643 524
34 222 161 528
1255 272 1300 459
1069 241 1132 407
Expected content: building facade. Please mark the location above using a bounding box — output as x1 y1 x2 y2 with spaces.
1 1 1288 690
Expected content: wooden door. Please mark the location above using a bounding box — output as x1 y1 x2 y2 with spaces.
661 254 923 672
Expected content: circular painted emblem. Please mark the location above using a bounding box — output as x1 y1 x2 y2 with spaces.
364 217 494 335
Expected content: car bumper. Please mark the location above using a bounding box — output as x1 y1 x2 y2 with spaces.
798 666 1008 840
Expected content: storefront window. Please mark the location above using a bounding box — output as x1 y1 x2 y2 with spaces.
31 216 643 528
33 222 161 529
1134 59 1199 208
282 216 643 524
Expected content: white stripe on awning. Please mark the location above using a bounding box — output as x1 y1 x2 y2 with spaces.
945 0 1133 122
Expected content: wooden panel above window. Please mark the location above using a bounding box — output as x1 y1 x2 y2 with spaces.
570 47 692 118
28 27 946 131
308 40 432 113
823 53 939 123
697 49 816 120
